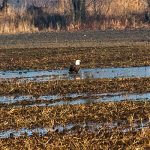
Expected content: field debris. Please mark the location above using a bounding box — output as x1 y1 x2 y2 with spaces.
0 44 150 149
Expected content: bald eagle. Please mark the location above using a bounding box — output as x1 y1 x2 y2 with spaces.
69 60 81 74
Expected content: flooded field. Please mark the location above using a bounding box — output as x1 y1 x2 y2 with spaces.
0 66 150 82
0 92 150 107
0 31 150 149
1 121 149 139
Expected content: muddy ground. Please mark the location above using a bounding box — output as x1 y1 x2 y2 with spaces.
0 102 149 149
1 129 150 150
0 46 150 71
1 101 150 130
0 30 150 149
0 29 150 49
0 78 150 96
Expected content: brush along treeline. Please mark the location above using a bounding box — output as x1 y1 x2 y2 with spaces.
0 0 150 33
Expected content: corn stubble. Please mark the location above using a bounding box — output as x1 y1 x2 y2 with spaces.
0 46 150 70
0 45 150 149
0 101 150 149
0 77 150 96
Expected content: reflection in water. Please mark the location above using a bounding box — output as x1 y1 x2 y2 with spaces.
0 66 150 82
0 121 149 139
0 92 150 106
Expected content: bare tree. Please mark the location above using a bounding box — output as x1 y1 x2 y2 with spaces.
144 0 150 22
0 0 8 12
92 0 97 18
71 0 86 24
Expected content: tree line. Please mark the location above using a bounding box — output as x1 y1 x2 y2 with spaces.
0 0 150 31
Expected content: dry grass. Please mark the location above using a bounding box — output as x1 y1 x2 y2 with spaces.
1 77 150 96
0 127 150 149
0 46 150 70
0 6 37 34
0 101 149 130
0 101 149 149
0 0 150 33
96 0 148 16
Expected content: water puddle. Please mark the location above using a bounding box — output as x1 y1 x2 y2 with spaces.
0 66 150 82
28 92 150 107
0 92 150 107
0 121 149 139
0 92 93 104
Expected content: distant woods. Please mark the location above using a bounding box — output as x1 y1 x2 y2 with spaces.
0 0 8 12
72 0 86 23
26 0 150 30
0 0 150 33
27 0 87 30
27 4 66 30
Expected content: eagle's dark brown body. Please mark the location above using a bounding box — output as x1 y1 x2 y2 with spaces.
69 64 80 74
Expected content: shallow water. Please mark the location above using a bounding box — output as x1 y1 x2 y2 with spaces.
0 92 123 104
1 92 150 107
0 122 100 139
0 121 149 139
0 93 86 104
29 92 150 107
0 66 150 82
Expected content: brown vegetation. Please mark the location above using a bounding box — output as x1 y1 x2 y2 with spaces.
0 45 150 70
1 77 150 96
0 101 149 149
0 0 150 33
1 101 150 130
1 129 150 149
0 18 150 149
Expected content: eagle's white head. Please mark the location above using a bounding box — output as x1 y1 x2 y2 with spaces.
75 60 81 65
